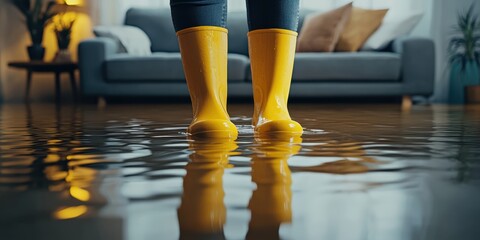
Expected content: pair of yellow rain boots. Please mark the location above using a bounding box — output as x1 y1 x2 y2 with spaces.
177 26 303 139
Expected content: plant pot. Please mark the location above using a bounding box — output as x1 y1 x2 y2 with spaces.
449 62 465 104
465 85 480 104
463 61 480 85
56 31 71 51
449 60 480 104
27 44 45 61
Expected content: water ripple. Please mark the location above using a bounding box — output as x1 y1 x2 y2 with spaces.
0 104 479 239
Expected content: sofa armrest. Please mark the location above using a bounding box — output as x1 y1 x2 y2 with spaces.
392 37 435 96
78 37 118 96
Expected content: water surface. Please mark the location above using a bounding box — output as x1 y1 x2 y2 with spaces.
1 104 479 240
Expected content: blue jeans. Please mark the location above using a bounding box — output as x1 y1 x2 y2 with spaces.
170 0 300 32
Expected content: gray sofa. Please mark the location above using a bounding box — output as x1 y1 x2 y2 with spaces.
79 8 435 101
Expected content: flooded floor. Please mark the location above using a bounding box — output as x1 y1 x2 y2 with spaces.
0 103 479 240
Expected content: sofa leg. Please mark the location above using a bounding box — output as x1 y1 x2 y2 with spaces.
402 95 412 110
97 97 107 109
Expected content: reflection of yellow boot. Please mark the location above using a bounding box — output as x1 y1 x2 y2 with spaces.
177 26 238 139
247 135 302 239
248 29 303 136
178 139 237 238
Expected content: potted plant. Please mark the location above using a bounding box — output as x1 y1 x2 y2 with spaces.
9 0 58 61
53 12 76 62
448 4 480 104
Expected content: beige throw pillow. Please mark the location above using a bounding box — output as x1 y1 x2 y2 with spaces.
297 3 353 52
336 7 389 52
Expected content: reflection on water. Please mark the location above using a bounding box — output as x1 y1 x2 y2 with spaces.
54 205 88 220
0 104 480 240
247 135 300 240
178 139 236 239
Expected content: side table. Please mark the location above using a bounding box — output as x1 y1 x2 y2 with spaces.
8 61 79 102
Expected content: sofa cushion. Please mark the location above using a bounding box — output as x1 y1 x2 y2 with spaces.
297 3 352 52
125 8 179 52
93 25 152 55
336 7 389 52
361 11 423 51
105 53 249 82
291 52 401 81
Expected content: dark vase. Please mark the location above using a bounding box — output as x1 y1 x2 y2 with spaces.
56 31 71 50
27 44 45 61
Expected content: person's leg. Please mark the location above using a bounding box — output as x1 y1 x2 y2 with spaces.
170 0 227 31
171 0 237 139
246 0 303 136
246 0 299 32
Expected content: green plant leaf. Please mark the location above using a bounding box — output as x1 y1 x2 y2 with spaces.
471 17 478 32
26 12 33 29
450 2 480 67
450 37 466 45
42 1 57 21
467 6 473 18
33 0 42 22
475 52 480 67
450 53 471 72
459 15 467 30
450 53 465 63
449 38 466 53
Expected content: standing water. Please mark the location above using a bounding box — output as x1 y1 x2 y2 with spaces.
0 104 479 240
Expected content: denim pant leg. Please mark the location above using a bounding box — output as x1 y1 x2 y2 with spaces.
170 0 227 32
246 0 300 32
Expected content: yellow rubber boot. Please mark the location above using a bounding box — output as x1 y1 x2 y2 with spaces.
177 26 238 139
248 29 303 136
